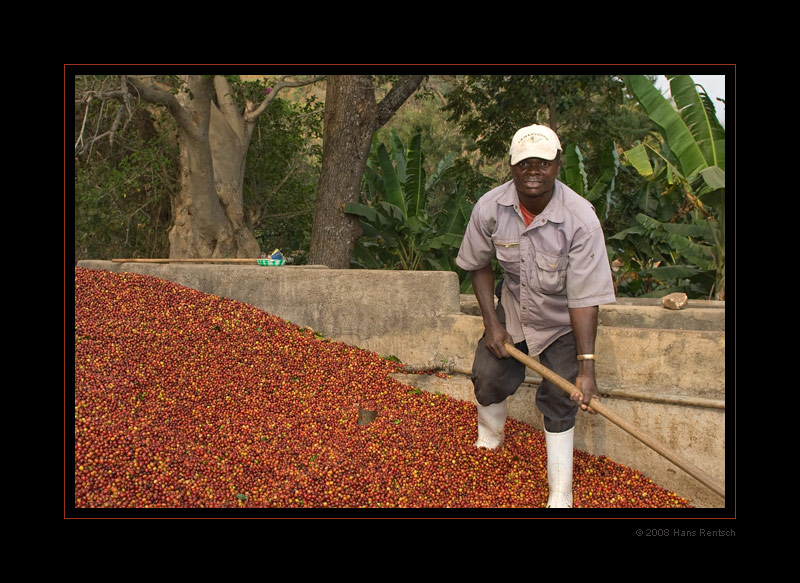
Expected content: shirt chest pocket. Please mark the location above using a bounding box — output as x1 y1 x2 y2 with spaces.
533 252 567 294
493 238 520 275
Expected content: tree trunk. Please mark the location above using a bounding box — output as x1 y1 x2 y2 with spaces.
308 76 377 268
168 76 260 259
309 75 424 269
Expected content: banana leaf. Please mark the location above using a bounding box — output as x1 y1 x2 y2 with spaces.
623 75 708 181
586 142 619 221
426 152 456 192
344 202 379 224
423 257 454 271
623 143 653 178
363 163 384 200
351 242 388 269
404 133 426 219
426 232 464 250
407 214 430 238
607 224 646 241
634 214 717 270
435 184 472 237
641 264 702 280
636 213 696 236
377 201 408 226
667 75 725 171
376 143 407 216
562 144 587 197
390 130 408 184
695 165 726 205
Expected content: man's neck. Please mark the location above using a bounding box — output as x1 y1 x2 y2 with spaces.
517 187 555 216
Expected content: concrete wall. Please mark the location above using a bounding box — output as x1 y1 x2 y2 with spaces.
76 260 727 508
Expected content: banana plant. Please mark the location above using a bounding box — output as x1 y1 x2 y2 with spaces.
618 75 725 299
346 131 473 273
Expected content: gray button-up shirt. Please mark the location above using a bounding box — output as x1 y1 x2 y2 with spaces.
456 179 616 356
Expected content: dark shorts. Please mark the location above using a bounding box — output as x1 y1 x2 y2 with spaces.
471 302 579 433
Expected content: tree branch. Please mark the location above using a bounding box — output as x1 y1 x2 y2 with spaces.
125 76 203 141
75 76 138 157
244 75 326 122
214 75 246 142
376 75 425 128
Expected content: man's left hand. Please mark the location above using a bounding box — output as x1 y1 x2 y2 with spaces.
572 374 599 414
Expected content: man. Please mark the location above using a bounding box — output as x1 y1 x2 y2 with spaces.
456 124 616 508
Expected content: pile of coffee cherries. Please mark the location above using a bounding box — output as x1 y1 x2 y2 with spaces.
73 267 691 510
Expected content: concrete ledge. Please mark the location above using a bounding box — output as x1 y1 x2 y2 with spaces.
78 260 462 342
462 294 725 332
599 303 725 332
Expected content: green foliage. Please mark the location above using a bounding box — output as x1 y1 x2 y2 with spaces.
74 111 176 261
610 75 726 299
375 77 486 177
346 131 491 286
244 95 323 263
443 75 631 179
607 213 720 297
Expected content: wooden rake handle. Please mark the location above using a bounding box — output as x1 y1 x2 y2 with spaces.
112 258 261 264
503 342 725 499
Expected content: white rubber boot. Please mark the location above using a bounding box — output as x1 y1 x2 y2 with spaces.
474 401 508 449
545 427 574 508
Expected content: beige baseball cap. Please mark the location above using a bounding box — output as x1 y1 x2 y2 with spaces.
509 124 562 165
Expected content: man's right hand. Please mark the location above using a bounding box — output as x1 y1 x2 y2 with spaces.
470 264 513 359
484 322 514 359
